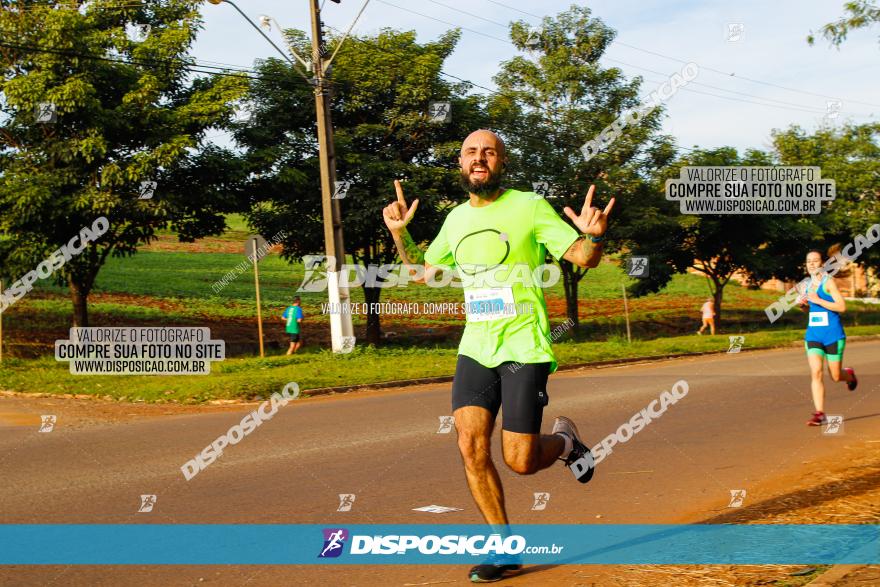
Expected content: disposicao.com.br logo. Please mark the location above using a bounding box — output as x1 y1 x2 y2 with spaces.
319 528 349 558
318 528 562 558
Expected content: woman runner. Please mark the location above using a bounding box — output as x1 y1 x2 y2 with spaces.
800 250 858 426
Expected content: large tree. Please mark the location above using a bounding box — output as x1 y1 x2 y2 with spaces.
620 124 880 324
0 0 247 326
808 0 880 46
757 123 880 284
633 147 809 326
489 6 666 330
239 28 487 345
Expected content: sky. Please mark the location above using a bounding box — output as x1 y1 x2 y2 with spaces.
193 0 879 153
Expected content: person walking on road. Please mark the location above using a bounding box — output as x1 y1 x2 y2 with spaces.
383 129 613 583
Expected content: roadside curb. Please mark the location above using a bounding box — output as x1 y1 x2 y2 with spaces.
805 565 866 586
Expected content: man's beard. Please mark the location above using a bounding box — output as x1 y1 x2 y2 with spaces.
459 166 503 198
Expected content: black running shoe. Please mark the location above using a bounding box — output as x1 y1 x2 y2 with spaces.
469 563 522 583
552 416 595 484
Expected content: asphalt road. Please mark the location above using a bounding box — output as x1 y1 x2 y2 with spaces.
1 340 878 586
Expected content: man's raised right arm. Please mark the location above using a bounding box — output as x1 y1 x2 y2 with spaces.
392 228 427 269
383 180 438 284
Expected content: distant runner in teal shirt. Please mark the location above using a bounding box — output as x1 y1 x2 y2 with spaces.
382 129 615 583
281 296 304 355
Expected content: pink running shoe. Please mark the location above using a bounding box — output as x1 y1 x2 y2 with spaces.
806 411 827 427
844 367 858 391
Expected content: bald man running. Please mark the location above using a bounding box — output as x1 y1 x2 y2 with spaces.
383 129 614 583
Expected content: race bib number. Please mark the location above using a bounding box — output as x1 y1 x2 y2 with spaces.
465 288 516 323
809 311 829 327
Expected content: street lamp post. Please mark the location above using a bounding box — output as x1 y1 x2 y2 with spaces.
208 0 355 353
307 0 355 353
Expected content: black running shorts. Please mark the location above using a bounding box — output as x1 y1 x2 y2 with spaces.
451 354 551 434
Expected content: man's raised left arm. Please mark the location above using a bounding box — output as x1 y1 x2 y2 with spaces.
562 185 615 269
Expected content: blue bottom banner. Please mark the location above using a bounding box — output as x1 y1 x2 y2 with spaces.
0 524 877 564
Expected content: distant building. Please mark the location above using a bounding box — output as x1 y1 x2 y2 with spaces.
690 262 878 297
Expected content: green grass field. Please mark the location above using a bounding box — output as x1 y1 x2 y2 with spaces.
25 250 683 303
12 249 878 342
3 326 877 402
2 214 878 402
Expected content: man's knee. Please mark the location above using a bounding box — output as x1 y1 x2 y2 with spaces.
456 431 491 468
829 368 842 381
502 433 540 475
504 453 538 475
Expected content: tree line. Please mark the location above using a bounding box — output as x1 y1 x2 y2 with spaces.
1 2 877 345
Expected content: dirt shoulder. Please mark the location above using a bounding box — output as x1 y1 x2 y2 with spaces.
583 437 880 586
0 392 246 429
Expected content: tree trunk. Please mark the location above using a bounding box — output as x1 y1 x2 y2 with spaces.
353 242 385 347
560 260 580 332
712 278 724 327
69 278 90 328
363 284 382 345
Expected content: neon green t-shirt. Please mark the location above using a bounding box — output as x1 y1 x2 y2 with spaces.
424 188 579 372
